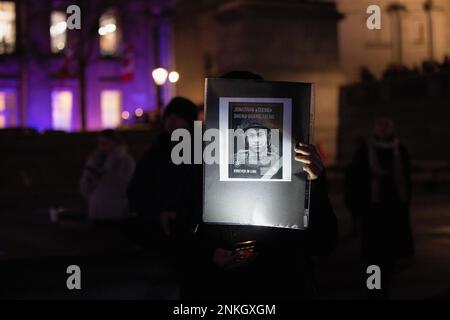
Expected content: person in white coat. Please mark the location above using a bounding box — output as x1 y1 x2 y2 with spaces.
80 129 136 223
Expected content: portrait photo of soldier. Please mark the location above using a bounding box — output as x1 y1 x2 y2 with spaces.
230 121 282 179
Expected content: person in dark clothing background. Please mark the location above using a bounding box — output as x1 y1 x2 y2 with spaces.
127 97 200 260
345 136 366 237
346 115 414 299
127 96 203 299
185 71 338 300
80 129 135 224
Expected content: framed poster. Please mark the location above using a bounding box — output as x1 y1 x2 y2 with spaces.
203 78 314 230
219 97 291 182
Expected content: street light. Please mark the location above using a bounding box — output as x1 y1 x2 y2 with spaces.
168 71 180 83
98 23 117 36
121 111 130 120
135 108 144 117
151 67 179 120
152 67 168 86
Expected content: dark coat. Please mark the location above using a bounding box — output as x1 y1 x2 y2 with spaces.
127 132 202 252
127 132 338 299
345 141 414 261
184 173 338 300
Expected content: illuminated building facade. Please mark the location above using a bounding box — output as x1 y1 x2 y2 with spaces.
0 0 175 131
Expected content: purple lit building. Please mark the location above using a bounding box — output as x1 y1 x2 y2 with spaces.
0 0 176 131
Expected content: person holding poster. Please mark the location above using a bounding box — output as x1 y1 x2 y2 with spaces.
196 141 337 299
190 71 338 300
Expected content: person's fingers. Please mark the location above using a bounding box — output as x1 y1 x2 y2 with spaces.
295 152 322 167
294 155 312 164
302 164 313 179
295 143 324 176
303 163 322 180
295 143 322 160
294 144 311 155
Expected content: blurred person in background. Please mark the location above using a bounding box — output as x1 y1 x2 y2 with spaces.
80 129 135 224
346 115 414 299
345 136 365 237
127 97 200 298
127 97 199 245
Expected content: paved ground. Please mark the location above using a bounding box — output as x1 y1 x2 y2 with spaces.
1 191 449 299
315 192 450 299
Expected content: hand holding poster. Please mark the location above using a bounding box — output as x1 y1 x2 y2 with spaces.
203 78 314 230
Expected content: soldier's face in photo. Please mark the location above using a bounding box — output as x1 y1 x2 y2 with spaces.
246 128 268 153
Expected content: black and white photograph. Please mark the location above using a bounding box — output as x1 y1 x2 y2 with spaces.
219 97 292 181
